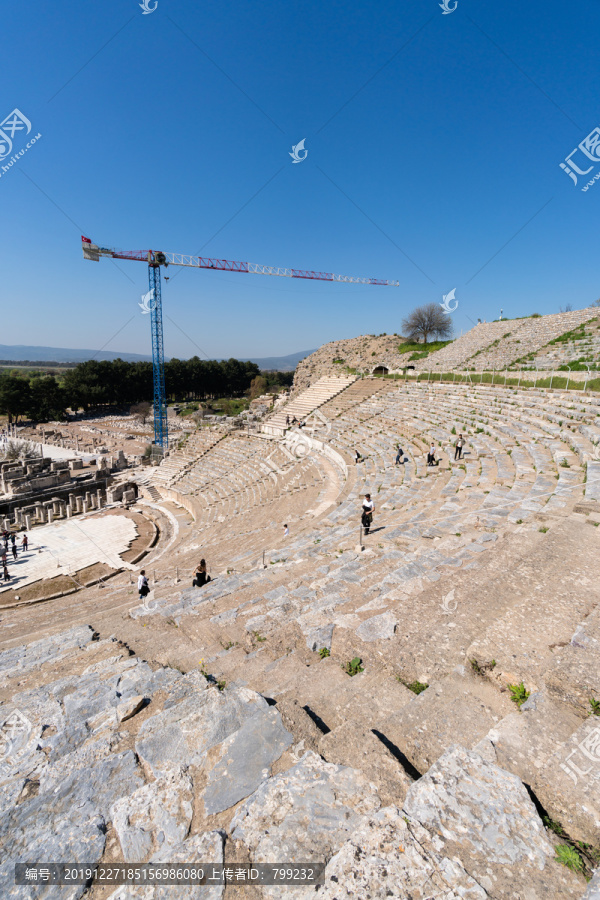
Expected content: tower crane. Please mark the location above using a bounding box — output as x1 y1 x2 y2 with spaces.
81 235 399 450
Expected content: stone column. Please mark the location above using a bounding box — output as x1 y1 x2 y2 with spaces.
96 489 103 508
25 514 31 530
47 509 53 524
76 496 83 514
82 500 88 514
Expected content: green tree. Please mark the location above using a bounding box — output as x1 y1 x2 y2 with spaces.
0 375 31 424
28 376 64 422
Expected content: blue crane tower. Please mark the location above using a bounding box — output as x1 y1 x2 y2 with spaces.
82 235 400 452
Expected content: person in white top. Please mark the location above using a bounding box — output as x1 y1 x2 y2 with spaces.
454 433 464 460
361 494 374 535
427 443 436 466
137 570 149 600
283 524 289 537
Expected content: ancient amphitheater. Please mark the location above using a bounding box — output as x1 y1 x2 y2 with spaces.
2 315 600 898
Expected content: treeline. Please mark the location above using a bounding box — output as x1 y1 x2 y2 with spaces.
0 356 291 424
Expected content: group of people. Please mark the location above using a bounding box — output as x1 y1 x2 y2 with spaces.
358 433 467 536
1 531 28 582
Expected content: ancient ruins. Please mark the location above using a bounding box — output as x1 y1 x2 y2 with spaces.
1 314 600 898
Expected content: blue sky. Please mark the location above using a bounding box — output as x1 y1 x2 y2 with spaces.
2 0 600 359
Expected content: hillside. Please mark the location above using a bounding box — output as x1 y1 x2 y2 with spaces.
293 334 406 392
293 309 600 390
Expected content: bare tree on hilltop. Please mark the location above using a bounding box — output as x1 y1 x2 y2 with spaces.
402 303 453 344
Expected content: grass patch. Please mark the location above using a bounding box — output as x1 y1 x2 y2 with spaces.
252 631 267 643
399 679 429 695
318 647 330 659
555 844 585 874
590 697 600 716
343 656 364 676
508 681 530 707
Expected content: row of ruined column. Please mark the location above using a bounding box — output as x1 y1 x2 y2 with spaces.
3 489 106 531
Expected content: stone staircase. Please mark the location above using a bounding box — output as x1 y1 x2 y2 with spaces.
262 375 356 436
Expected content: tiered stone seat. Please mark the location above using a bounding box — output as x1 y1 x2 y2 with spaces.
470 308 598 371
262 375 356 436
4 377 600 897
413 308 598 372
524 315 600 371
150 427 227 488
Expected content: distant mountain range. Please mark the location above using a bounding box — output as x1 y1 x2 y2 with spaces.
0 345 316 371
241 350 316 371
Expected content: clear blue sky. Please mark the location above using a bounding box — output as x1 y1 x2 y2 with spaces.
3 0 600 359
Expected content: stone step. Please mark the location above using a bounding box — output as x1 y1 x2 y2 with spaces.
378 664 515 773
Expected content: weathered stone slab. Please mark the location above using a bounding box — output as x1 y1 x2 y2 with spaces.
231 751 380 896
299 805 487 899
203 707 293 815
355 611 396 642
303 623 334 652
136 674 268 776
111 771 193 861
108 831 225 899
474 689 581 789
0 625 95 680
536 718 600 846
402 745 583 898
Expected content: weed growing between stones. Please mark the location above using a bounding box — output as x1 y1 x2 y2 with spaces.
589 697 600 716
555 844 585 874
252 632 267 643
221 640 236 650
318 648 330 659
399 679 428 695
539 527 549 534
508 681 530 707
469 658 496 676
343 657 364 676
516 519 523 525
198 659 226 691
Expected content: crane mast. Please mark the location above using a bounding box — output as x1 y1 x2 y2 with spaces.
82 236 399 450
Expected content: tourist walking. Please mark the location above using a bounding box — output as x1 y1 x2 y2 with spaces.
10 533 16 549
21 534 28 552
454 433 464 460
286 415 290 427
11 543 17 561
3 564 9 582
193 559 211 588
361 494 374 535
1 548 6 566
137 570 149 601
395 446 404 466
283 524 289 538
427 443 437 467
